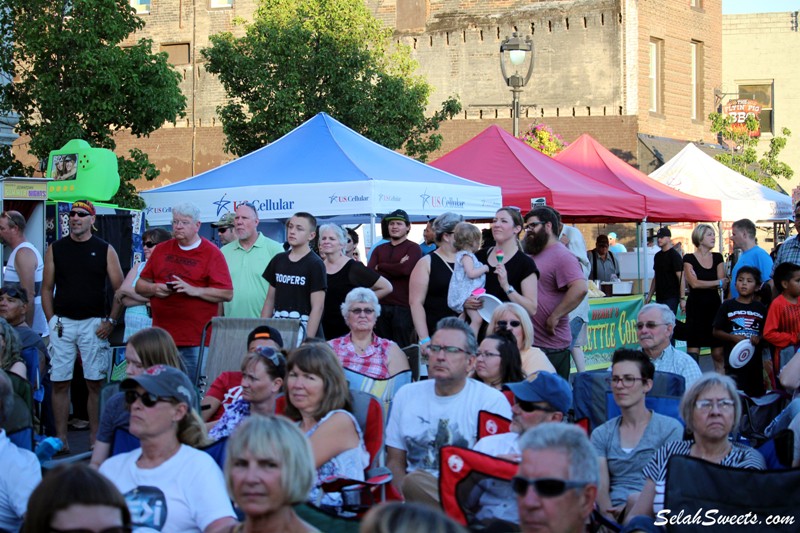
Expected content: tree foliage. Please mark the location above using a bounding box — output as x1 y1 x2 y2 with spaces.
709 111 793 192
0 0 187 208
202 0 460 162
521 121 568 156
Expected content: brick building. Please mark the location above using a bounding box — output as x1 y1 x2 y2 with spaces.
12 0 722 187
722 11 800 196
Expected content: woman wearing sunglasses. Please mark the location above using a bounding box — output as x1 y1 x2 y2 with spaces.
99 365 236 533
23 463 132 533
488 303 554 376
209 346 286 440
627 373 765 524
285 343 369 514
115 228 172 341
473 329 524 390
329 288 409 379
90 327 184 468
591 349 683 522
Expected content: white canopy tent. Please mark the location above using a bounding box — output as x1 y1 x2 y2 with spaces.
139 113 503 226
649 143 793 222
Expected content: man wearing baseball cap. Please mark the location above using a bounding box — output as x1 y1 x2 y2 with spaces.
645 227 684 315
200 325 284 425
42 199 125 451
367 209 422 347
211 212 236 246
470 371 573 528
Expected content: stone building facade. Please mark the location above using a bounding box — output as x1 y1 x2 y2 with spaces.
12 0 722 187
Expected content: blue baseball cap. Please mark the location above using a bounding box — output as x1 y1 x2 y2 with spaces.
608 232 618 240
504 371 573 414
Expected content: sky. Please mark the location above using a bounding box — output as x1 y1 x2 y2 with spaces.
723 0 800 14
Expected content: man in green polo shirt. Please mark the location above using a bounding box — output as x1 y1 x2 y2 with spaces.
221 203 284 317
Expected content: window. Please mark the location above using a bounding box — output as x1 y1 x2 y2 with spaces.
739 83 773 134
209 0 232 8
649 38 663 114
161 43 190 66
130 0 150 14
690 41 703 120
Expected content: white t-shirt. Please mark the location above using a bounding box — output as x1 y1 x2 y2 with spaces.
471 432 521 525
100 444 235 533
473 431 520 456
386 379 512 476
0 430 40 532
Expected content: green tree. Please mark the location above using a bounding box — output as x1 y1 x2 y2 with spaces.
709 111 793 191
0 0 186 208
202 0 460 162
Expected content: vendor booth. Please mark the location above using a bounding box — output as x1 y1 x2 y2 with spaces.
139 113 503 229
1 178 50 275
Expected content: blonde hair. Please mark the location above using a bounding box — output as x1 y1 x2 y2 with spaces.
488 302 534 351
127 327 183 370
691 224 715 247
453 222 482 253
178 408 212 448
225 415 316 505
360 502 467 533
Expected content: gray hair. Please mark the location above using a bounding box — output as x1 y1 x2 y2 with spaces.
518 422 599 485
340 287 381 319
435 316 478 355
171 202 201 223
638 303 676 326
319 224 348 254
0 370 12 426
432 212 464 243
680 372 742 435
225 415 315 505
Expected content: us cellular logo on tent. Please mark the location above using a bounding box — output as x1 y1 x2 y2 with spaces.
329 195 369 204
421 190 464 209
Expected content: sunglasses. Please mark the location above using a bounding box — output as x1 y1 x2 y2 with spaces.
50 528 132 533
349 307 375 316
252 346 285 368
496 320 522 329
124 389 170 408
68 211 91 218
635 321 667 330
0 286 27 302
515 399 558 413
143 241 157 248
218 227 231 234
511 476 588 498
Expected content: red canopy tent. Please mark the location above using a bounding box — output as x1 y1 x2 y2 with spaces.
431 125 646 221
554 134 721 222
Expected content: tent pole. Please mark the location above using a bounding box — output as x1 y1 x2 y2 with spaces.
640 219 648 297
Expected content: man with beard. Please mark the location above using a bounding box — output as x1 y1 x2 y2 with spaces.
368 209 422 347
523 207 587 379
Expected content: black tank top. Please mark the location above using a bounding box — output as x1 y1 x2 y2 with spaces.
52 235 110 319
424 253 458 334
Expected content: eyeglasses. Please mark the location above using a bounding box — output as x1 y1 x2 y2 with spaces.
124 389 169 408
496 320 522 329
636 321 667 330
427 344 470 355
172 219 192 227
68 210 91 218
143 241 157 248
476 350 501 359
510 476 588 498
252 346 285 368
605 376 647 388
50 526 133 533
694 399 735 412
349 307 375 316
515 400 558 413
218 227 231 234
524 221 544 231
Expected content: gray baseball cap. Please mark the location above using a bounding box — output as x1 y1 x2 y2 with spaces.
121 365 197 408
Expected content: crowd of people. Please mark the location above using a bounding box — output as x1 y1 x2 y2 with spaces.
2 198 800 533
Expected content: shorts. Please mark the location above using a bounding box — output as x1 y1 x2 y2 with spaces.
569 316 588 350
48 316 111 382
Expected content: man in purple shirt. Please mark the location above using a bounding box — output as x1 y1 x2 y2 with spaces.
523 207 587 379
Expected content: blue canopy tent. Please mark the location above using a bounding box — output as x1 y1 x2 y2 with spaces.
140 113 503 226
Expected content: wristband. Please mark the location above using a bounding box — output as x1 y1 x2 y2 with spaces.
718 279 723 288
103 317 118 326
419 337 431 345
506 286 516 295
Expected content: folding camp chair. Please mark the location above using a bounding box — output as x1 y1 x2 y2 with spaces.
401 344 421 382
197 317 304 389
439 445 519 528
664 454 800 532
477 410 512 440
572 369 686 433
343 368 412 420
4 371 34 451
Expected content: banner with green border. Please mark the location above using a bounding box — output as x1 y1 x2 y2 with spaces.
584 295 644 370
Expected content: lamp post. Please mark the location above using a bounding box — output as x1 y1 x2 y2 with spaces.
499 32 534 137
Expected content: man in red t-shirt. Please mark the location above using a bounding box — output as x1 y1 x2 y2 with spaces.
136 202 232 382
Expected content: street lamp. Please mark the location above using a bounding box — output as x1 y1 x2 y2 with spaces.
499 32 534 137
